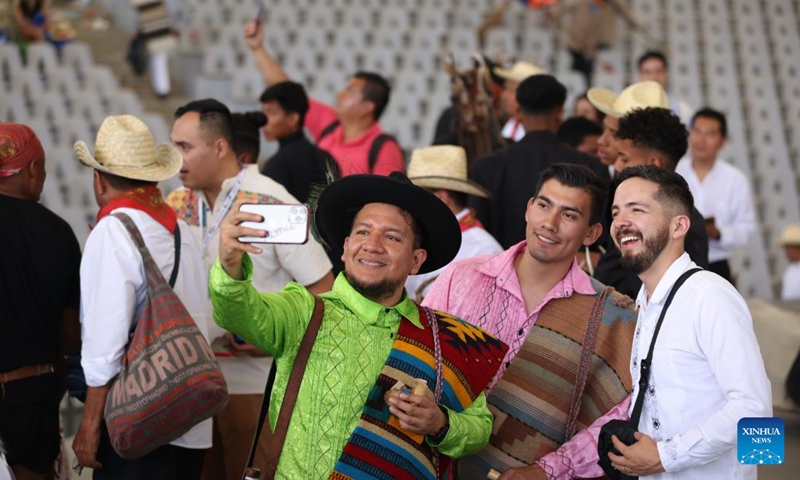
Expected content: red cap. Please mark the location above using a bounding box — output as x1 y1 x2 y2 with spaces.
0 123 45 178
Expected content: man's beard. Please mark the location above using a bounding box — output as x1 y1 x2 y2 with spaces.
344 270 402 302
619 224 670 274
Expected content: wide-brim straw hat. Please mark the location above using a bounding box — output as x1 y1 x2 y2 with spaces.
777 224 800 246
315 172 461 274
407 145 490 198
74 115 181 182
587 81 669 119
494 61 546 82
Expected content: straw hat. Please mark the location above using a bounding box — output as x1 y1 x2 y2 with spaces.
494 61 546 83
407 146 489 199
74 115 181 182
587 81 669 119
777 224 800 246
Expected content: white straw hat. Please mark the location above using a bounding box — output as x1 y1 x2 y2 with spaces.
74 115 181 182
777 224 800 246
494 61 547 83
587 81 669 119
407 145 490 198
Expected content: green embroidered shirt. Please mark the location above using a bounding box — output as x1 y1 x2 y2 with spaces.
209 256 491 479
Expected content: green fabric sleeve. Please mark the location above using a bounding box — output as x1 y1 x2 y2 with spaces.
209 255 315 358
427 392 492 458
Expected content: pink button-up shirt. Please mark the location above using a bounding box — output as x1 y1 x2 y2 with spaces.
424 241 631 480
424 241 597 385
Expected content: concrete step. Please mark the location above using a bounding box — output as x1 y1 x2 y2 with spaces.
73 16 189 131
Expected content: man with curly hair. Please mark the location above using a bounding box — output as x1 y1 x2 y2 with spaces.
593 107 709 297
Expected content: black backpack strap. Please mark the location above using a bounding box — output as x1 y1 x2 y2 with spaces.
368 133 398 173
316 120 340 144
168 225 181 288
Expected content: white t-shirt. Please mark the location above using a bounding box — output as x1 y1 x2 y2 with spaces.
782 262 800 301
0 442 12 480
168 165 333 394
80 208 212 449
502 118 525 142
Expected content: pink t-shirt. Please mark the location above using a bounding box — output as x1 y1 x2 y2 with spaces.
306 98 405 177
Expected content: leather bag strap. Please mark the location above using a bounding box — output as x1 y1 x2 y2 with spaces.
246 294 325 480
564 286 611 440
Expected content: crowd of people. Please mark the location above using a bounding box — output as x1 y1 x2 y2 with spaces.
0 8 792 480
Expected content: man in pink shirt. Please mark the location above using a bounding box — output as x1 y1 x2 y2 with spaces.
243 20 404 176
424 164 637 479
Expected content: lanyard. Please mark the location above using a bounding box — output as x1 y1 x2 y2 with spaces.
201 167 246 249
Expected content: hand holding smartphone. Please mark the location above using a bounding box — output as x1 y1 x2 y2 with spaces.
255 2 266 25
238 203 310 244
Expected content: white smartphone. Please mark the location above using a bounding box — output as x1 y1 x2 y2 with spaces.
238 203 310 244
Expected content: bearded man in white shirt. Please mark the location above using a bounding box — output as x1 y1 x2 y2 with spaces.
606 164 771 479
676 107 757 285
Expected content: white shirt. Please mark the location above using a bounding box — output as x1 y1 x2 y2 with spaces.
501 118 525 142
676 157 757 263
782 262 800 301
0 444 12 480
631 253 771 479
171 165 333 394
669 96 694 126
80 208 212 449
405 209 503 301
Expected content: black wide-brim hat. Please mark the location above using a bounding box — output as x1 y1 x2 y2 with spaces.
315 172 461 274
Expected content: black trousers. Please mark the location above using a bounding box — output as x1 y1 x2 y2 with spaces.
94 422 206 480
709 260 734 286
0 375 60 474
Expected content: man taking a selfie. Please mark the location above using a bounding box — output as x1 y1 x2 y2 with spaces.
209 172 508 479
166 99 333 480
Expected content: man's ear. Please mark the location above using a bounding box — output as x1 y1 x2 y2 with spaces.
215 138 230 158
23 159 43 197
583 222 603 246
341 236 349 263
408 248 428 276
361 100 376 119
523 197 534 223
288 112 301 130
671 214 691 239
27 158 42 180
93 170 108 200
432 189 449 204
